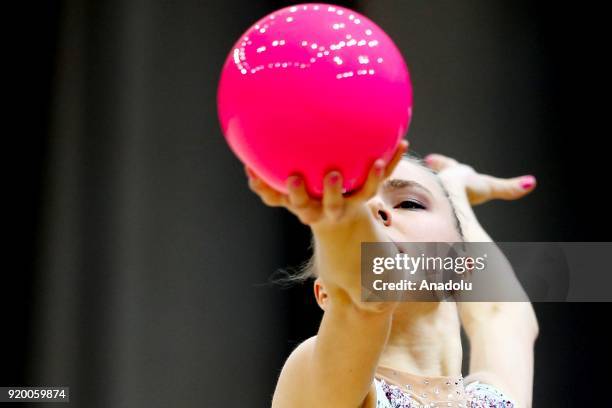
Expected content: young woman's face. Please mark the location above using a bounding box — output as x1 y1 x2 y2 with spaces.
313 159 462 310
366 159 462 243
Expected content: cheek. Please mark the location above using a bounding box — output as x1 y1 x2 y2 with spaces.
391 212 460 242
424 219 461 242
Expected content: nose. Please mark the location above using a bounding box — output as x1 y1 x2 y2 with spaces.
368 198 392 227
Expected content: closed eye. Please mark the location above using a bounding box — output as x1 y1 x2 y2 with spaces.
394 200 426 210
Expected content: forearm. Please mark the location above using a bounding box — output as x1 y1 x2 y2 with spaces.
450 185 536 335
311 205 399 313
458 275 538 406
445 184 492 242
448 183 538 406
463 302 537 407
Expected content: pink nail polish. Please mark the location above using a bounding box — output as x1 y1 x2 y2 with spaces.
520 175 536 189
329 173 340 185
375 163 384 177
292 177 302 187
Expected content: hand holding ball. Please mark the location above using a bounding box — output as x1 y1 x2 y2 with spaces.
217 3 412 197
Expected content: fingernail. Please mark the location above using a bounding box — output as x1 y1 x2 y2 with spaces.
329 173 340 185
291 177 302 188
520 175 536 189
246 168 256 179
374 161 385 177
424 155 433 164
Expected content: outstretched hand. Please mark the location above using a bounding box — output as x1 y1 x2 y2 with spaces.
424 153 536 206
246 140 409 227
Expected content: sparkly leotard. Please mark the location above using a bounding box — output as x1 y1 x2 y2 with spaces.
374 366 515 408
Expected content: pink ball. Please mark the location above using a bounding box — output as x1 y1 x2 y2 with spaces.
217 3 412 197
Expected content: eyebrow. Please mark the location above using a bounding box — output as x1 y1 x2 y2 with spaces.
382 178 433 197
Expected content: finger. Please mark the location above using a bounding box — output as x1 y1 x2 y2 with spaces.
322 171 344 221
424 153 459 172
349 158 385 203
247 173 287 207
265 189 289 207
244 164 257 180
295 202 323 225
384 139 410 178
284 175 324 224
348 140 408 203
479 174 537 202
286 175 310 209
286 175 325 224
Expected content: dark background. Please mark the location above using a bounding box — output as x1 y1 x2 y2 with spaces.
5 0 610 406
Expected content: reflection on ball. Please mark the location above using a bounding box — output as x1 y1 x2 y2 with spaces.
218 3 412 197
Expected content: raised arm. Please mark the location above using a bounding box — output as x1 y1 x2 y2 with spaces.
246 141 407 408
425 154 539 408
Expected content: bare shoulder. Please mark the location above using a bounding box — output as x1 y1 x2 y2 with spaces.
283 335 317 372
272 335 380 408
271 336 317 408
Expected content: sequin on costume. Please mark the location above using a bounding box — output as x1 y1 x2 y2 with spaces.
374 366 515 408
